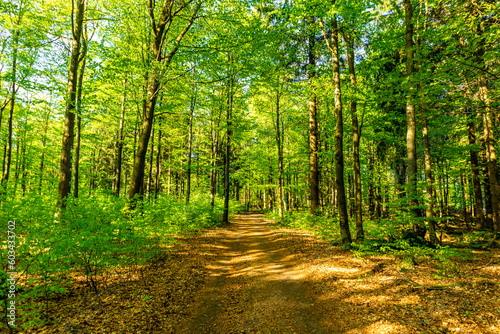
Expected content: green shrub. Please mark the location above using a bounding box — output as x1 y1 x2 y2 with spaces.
0 191 226 329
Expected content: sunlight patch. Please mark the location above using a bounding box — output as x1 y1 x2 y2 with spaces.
350 320 411 333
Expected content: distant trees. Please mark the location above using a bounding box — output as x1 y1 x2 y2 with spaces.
58 0 86 208
0 0 498 244
127 0 201 204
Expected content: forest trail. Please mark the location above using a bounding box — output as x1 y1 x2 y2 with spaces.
33 212 500 334
183 213 331 333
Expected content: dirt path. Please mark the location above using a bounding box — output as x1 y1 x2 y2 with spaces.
31 212 500 334
184 213 330 333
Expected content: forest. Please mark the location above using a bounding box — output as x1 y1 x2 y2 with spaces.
0 0 499 332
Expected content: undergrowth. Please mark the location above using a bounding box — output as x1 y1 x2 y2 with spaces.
0 191 233 330
267 209 482 279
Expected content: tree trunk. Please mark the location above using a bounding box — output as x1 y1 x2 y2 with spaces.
57 0 85 208
39 110 50 194
147 121 155 195
423 118 438 244
345 33 364 240
329 13 352 245
467 111 485 229
186 86 196 204
20 127 27 196
210 119 217 210
113 78 126 197
154 117 162 198
275 86 284 219
1 28 20 196
73 52 86 199
404 0 425 237
222 56 234 224
482 149 493 229
13 126 21 196
482 91 500 235
127 0 200 204
308 17 320 215
368 155 375 219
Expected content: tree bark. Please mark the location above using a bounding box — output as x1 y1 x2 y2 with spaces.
404 0 425 237
423 118 438 244
147 121 155 195
113 78 127 197
57 0 85 208
73 49 86 198
320 12 352 245
128 0 200 204
471 0 499 236
275 85 284 219
482 91 500 234
210 89 223 211
210 118 217 210
1 26 20 195
154 117 162 198
186 85 196 204
467 111 485 229
222 56 234 224
345 33 364 240
308 17 320 215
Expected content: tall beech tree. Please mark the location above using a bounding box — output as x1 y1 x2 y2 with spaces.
319 3 352 246
403 0 425 238
344 29 363 241
222 54 234 224
57 0 86 208
127 0 201 203
307 16 319 215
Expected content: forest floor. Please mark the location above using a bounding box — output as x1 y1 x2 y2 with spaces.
28 212 500 334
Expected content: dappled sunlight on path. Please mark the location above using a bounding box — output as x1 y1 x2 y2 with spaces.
179 213 500 334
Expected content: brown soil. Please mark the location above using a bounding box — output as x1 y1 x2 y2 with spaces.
27 213 500 334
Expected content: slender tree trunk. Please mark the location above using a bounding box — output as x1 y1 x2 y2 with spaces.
222 56 234 224
186 87 196 204
308 17 320 215
404 0 425 237
471 1 500 236
210 92 222 211
210 119 217 210
375 185 382 219
460 173 468 223
482 91 500 235
345 33 364 240
13 128 21 196
57 0 85 208
167 144 172 196
368 156 375 219
275 86 284 219
128 1 200 204
113 78 126 196
20 128 27 196
14 113 28 196
73 52 86 199
38 111 50 195
423 118 438 244
154 117 162 198
147 122 155 195
482 149 493 229
322 13 352 245
1 29 20 194
467 111 485 228
73 116 81 198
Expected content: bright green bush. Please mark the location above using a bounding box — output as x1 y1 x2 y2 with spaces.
0 191 227 329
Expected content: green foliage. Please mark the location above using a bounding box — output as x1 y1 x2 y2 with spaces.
267 210 341 242
0 191 225 328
